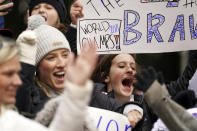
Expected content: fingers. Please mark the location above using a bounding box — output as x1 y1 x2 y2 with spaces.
65 43 98 86
80 43 98 72
133 66 162 92
141 69 150 79
0 11 7 16
72 0 83 9
157 71 164 84
0 1 13 10
147 66 157 78
133 73 146 91
0 1 13 16
67 52 75 68
127 110 143 128
70 0 84 25
17 30 37 45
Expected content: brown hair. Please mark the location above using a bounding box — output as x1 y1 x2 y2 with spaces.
54 21 68 32
91 54 137 84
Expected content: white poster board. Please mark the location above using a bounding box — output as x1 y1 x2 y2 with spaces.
77 0 197 54
88 107 132 131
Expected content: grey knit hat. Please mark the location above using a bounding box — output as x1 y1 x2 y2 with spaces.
34 24 71 66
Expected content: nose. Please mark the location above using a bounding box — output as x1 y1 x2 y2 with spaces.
38 7 45 14
126 66 134 74
13 74 22 88
56 57 67 68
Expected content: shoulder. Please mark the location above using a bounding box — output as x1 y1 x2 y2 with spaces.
0 110 47 131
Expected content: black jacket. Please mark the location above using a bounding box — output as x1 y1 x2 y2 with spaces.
16 63 49 118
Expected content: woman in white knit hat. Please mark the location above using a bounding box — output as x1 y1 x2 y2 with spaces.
15 19 91 117
0 33 98 131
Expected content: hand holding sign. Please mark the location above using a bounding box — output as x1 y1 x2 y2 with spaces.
70 0 84 25
127 110 143 128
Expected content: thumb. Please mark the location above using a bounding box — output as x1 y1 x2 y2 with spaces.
157 71 164 85
17 30 36 45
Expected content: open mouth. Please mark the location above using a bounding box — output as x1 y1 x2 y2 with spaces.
40 15 47 21
53 71 65 83
122 78 133 90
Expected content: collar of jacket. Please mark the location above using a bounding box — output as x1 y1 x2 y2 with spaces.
0 104 17 116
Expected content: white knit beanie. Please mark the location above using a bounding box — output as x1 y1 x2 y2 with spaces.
34 25 71 66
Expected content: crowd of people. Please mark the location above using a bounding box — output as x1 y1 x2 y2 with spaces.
0 0 197 131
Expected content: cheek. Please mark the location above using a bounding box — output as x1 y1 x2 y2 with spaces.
0 78 10 97
47 11 59 26
110 71 122 85
39 62 54 78
31 10 39 15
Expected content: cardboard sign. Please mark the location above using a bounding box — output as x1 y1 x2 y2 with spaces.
87 107 132 131
77 0 197 54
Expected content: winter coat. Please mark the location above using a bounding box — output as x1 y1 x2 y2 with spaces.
145 80 197 131
0 78 94 131
16 63 48 118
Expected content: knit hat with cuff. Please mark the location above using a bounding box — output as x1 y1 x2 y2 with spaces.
34 24 71 66
29 0 67 23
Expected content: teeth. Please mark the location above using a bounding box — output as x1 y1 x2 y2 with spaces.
55 72 65 75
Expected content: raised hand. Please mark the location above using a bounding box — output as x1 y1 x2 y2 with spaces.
127 110 143 128
133 66 164 92
65 44 98 86
70 0 84 25
16 30 37 65
0 0 13 16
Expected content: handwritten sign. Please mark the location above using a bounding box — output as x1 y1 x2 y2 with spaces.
77 0 197 54
87 107 131 131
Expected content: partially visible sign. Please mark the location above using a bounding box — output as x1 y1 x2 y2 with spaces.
88 107 132 131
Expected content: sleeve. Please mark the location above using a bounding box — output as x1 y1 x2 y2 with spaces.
166 50 197 97
145 80 197 131
123 103 143 116
49 80 93 131
1 110 48 131
35 97 60 127
15 62 37 117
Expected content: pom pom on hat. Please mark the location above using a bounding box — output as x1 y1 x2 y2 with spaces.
27 14 46 30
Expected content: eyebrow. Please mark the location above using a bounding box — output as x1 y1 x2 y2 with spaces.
48 50 69 56
117 61 136 64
